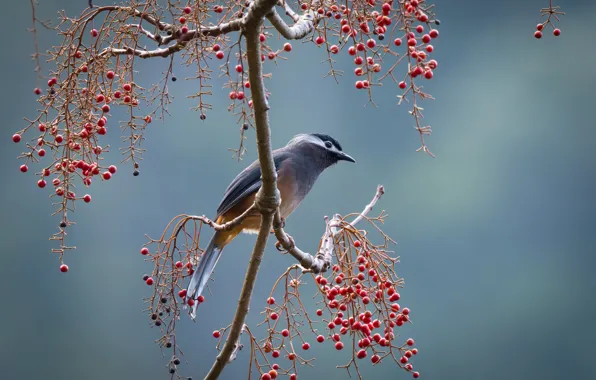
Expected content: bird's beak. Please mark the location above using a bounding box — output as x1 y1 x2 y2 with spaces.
337 151 356 163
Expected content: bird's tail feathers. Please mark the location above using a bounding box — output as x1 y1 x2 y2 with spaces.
186 233 223 320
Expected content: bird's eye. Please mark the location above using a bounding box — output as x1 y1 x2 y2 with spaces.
324 141 333 149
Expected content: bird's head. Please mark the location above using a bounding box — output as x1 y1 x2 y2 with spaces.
287 133 356 167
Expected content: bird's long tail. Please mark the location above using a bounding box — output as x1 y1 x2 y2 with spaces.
186 232 224 319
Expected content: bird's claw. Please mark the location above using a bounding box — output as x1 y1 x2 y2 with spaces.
275 233 295 253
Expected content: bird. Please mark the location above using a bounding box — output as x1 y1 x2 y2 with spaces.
186 133 355 319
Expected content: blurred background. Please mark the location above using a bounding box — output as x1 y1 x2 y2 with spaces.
1 1 595 379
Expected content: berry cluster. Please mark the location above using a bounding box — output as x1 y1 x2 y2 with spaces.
205 216 419 379
141 214 214 379
534 1 564 39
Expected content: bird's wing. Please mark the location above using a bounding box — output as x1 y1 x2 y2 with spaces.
216 150 290 218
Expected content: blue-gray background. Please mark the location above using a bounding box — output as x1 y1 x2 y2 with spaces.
1 1 595 379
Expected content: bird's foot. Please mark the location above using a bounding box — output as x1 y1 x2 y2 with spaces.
270 217 286 234
275 234 295 253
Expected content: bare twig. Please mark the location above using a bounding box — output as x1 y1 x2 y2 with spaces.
273 185 386 273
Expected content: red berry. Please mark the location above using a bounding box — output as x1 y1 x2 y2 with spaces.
83 194 92 203
141 247 149 255
353 240 361 248
424 70 433 79
259 33 266 42
408 38 417 46
283 43 292 52
102 172 112 180
12 134 21 143
102 104 110 113
403 308 410 315
267 297 275 305
187 298 195 306
412 348 418 355
179 16 186 24
316 309 323 316
335 341 344 350
371 354 380 363
302 342 310 350
145 277 154 285
96 94 105 103
184 6 192 14
20 165 28 173
216 51 225 59
60 264 69 272
416 25 424 33
281 329 289 337
413 372 420 378
38 179 47 188
394 38 402 46
289 375 296 380
316 335 325 343
399 81 407 89
553 28 561 36
106 71 115 79
198 295 205 303
357 349 367 359
315 36 325 45
534 31 542 39
366 39 376 48
181 26 189 34
406 338 415 346
261 374 271 380
108 165 117 174
175 261 183 268
400 356 409 364
178 289 187 298
213 330 221 338
329 45 339 54
91 29 98 37
355 81 364 89
429 29 439 38
270 312 278 320
536 23 544 31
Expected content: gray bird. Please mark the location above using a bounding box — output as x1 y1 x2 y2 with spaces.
186 133 355 318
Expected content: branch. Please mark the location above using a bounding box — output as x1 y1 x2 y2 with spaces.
266 6 317 40
205 0 281 378
274 185 386 273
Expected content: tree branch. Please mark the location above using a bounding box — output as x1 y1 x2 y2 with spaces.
273 185 386 274
204 0 281 378
266 7 317 40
